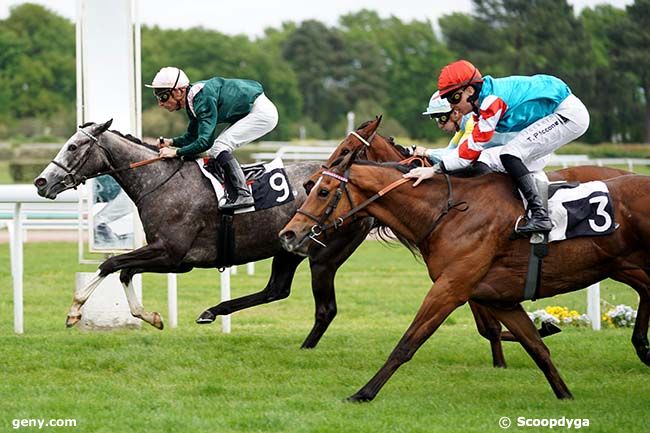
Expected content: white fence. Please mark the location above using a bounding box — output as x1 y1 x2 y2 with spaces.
253 146 650 173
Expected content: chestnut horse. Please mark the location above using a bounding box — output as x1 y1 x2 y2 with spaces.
314 116 630 368
280 151 650 402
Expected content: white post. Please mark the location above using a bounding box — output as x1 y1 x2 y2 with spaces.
346 111 355 134
167 273 177 328
221 268 231 333
231 265 237 276
12 203 24 334
587 283 601 331
247 262 255 275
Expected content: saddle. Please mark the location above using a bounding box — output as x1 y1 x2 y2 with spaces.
203 158 267 184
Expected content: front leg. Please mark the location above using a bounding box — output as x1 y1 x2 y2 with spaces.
349 279 468 402
66 271 106 327
67 240 185 328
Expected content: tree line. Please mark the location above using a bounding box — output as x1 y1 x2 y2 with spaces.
1 0 649 144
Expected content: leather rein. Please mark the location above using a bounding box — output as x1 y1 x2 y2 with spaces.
49 128 182 205
296 163 468 248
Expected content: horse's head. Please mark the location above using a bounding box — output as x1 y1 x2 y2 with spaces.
34 119 113 199
304 115 406 195
282 149 365 255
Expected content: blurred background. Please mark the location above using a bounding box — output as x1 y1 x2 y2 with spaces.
0 0 648 183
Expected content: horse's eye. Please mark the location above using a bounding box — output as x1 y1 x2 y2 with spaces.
68 144 78 151
318 189 329 198
341 149 349 155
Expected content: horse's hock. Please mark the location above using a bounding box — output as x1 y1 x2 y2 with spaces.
76 273 141 330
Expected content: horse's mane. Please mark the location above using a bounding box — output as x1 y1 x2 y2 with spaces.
348 159 422 258
79 122 159 152
110 130 159 152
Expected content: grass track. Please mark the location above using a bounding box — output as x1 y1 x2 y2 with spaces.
0 241 647 433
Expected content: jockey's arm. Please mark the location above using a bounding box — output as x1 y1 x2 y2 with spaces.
441 96 507 171
175 99 219 158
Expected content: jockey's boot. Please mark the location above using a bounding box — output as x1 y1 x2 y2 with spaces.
217 152 254 211
514 173 552 234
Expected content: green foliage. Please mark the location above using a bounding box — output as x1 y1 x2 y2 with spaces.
1 1 650 144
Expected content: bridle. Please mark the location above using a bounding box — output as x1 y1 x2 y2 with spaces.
48 127 181 205
49 128 104 189
296 165 468 248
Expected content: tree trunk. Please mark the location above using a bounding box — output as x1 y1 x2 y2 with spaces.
645 82 650 144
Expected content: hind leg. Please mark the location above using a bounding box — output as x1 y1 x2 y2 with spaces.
469 301 507 368
196 250 304 323
487 303 573 399
611 270 650 365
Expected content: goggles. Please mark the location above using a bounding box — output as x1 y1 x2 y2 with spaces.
154 88 172 102
153 68 181 103
443 87 466 104
430 111 452 126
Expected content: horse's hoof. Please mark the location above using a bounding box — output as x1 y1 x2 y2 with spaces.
196 310 216 324
66 314 81 328
346 392 373 403
540 321 562 337
152 312 164 330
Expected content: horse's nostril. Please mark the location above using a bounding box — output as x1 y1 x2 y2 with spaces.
34 178 47 188
281 230 296 242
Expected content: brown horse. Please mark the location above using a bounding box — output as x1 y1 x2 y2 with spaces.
280 151 650 402
313 116 631 369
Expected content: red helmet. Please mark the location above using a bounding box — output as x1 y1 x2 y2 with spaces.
438 60 483 97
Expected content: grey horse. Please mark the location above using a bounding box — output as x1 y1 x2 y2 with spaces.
34 119 372 348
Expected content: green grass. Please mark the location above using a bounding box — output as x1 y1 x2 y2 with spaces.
0 161 11 183
0 241 647 433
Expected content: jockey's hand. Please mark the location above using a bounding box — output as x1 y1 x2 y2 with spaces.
403 164 441 187
159 147 178 158
158 137 173 148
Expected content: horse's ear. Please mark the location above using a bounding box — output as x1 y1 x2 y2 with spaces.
96 119 113 134
375 114 382 127
339 147 362 172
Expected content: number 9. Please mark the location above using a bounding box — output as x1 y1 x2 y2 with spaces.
270 172 290 202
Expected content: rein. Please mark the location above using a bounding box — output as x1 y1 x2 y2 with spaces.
50 128 182 204
297 167 468 247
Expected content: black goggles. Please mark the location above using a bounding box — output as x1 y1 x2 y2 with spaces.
442 87 466 104
154 88 172 102
430 112 452 126
153 69 181 103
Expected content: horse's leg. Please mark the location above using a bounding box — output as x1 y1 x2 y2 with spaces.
469 301 507 368
349 281 467 402
196 250 305 323
66 270 107 327
66 240 187 327
301 221 371 349
611 270 650 365
119 269 163 330
487 303 573 399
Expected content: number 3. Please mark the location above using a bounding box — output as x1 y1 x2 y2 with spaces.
588 195 612 233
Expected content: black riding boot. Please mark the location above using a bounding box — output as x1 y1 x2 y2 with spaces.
500 154 551 234
217 152 254 211
514 173 552 234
